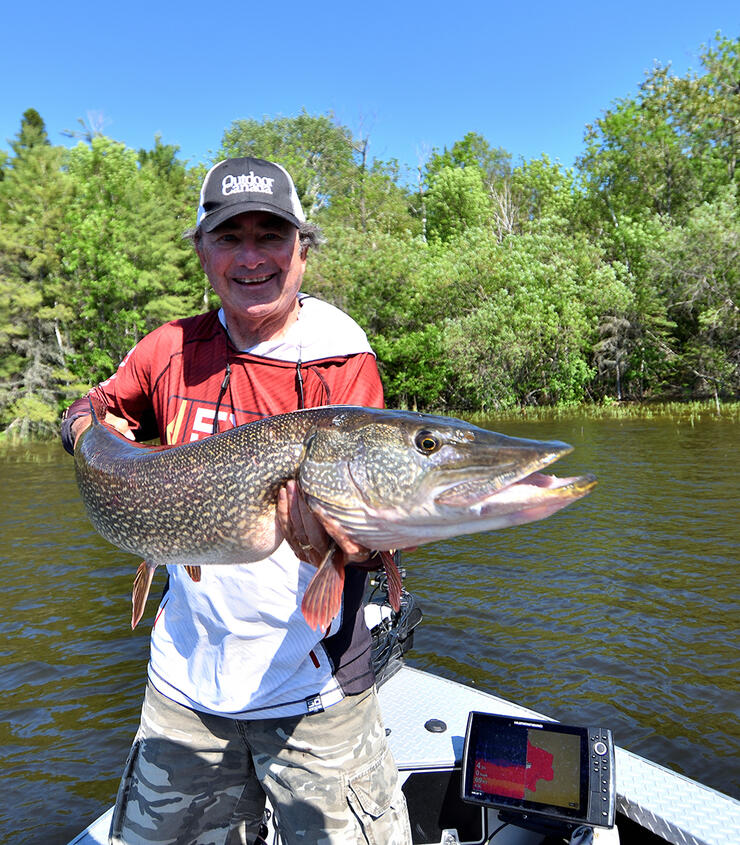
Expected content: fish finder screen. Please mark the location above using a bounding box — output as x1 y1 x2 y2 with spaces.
462 713 589 822
469 726 581 810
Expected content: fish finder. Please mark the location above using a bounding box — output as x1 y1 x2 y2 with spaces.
460 711 615 834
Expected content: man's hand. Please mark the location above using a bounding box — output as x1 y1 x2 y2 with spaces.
72 412 135 448
276 479 372 568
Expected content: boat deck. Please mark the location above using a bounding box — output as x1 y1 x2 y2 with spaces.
382 666 740 845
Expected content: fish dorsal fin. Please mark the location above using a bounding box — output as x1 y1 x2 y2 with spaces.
185 565 201 582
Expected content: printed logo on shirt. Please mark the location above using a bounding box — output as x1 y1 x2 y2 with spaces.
190 406 235 441
305 694 325 715
165 398 236 444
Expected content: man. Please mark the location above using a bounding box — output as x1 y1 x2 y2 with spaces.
61 157 412 845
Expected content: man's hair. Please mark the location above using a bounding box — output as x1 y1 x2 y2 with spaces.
185 220 324 252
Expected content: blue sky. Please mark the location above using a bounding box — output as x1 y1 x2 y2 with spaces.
2 1 738 176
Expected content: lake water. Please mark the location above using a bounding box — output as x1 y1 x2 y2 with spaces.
1 410 738 844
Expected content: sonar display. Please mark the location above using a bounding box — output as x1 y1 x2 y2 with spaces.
470 727 581 810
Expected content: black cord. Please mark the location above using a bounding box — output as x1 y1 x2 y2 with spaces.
296 358 305 409
212 362 232 434
486 821 511 842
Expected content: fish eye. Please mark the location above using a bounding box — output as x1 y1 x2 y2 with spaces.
415 430 440 454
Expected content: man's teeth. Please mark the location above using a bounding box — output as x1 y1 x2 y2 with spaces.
234 274 272 284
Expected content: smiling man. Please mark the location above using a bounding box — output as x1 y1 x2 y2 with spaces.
61 157 412 845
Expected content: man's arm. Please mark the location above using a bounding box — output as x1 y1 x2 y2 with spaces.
310 352 384 409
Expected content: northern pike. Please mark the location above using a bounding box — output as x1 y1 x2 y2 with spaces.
74 404 596 631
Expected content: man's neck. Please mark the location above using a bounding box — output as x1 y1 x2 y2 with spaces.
221 300 300 350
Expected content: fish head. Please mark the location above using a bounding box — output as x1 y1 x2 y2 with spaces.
298 408 596 549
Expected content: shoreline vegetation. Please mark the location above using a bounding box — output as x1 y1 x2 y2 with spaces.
466 398 740 425
1 34 737 440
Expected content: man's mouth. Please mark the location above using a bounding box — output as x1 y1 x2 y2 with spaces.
233 273 274 286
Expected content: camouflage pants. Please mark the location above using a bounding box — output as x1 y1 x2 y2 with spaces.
109 681 411 845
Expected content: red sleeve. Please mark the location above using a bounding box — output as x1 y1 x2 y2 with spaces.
91 338 159 437
60 328 166 453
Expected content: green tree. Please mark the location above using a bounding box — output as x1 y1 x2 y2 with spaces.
588 215 677 399
138 134 188 191
220 112 417 237
513 157 577 226
648 184 739 400
439 227 630 408
373 325 452 410
579 67 699 225
61 137 201 384
10 108 50 156
305 227 451 408
306 226 422 335
0 115 74 435
324 156 418 237
425 166 492 241
425 131 511 190
671 34 740 191
579 36 740 229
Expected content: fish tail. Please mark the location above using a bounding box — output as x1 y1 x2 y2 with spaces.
301 543 345 632
131 560 157 630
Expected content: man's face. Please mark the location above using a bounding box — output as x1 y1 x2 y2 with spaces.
195 210 307 344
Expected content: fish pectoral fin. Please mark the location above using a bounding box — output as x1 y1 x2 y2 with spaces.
380 551 402 612
301 543 345 633
184 565 201 582
131 560 157 630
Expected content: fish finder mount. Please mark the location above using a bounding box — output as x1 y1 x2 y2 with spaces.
460 711 615 839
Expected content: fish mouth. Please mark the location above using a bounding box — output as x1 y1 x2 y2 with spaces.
435 469 598 514
432 440 577 509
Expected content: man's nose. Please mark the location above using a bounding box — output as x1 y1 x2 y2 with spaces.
235 239 265 267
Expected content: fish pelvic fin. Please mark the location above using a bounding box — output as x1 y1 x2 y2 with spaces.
131 560 157 630
301 543 345 633
184 565 201 582
379 551 402 613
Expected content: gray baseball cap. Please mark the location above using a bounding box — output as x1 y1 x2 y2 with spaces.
196 157 306 232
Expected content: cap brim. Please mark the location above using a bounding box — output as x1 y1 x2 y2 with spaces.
200 201 301 232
